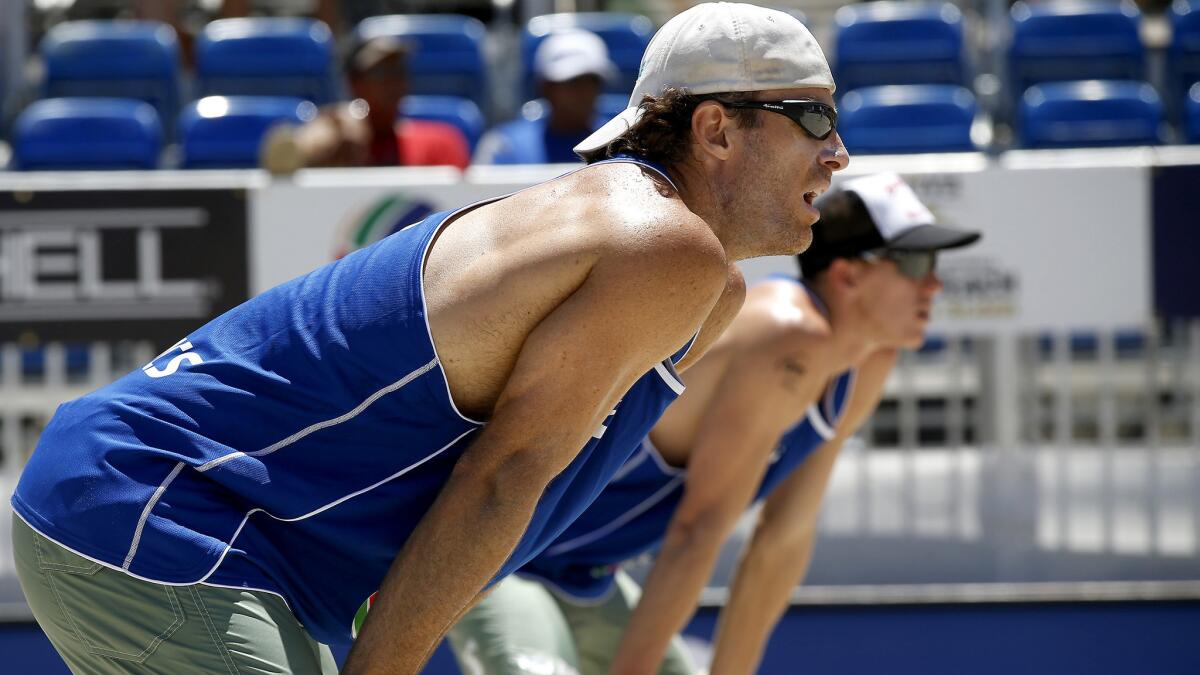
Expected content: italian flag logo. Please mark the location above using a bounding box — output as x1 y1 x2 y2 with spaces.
351 591 378 639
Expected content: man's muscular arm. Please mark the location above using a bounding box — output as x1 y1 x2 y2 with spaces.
609 318 830 675
708 348 899 674
341 232 727 675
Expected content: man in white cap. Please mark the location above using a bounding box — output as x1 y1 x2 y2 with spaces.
447 174 979 674
475 30 620 164
11 4 844 674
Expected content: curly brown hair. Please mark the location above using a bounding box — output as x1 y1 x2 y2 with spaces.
577 87 762 166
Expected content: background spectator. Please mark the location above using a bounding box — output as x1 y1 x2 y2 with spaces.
262 35 470 170
474 29 616 165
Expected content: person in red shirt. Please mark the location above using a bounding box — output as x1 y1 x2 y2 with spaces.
262 36 470 171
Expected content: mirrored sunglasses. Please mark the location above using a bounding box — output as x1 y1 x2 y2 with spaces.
723 99 838 141
861 249 938 280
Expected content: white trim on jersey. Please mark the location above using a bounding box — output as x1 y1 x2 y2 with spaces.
194 357 441 473
195 426 480 585
805 402 837 441
543 473 685 557
124 461 185 569
653 361 686 395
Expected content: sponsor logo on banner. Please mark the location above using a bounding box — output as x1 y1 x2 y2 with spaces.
332 192 435 259
936 256 1020 320
0 189 248 342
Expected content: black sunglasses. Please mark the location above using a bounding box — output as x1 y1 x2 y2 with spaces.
861 249 938 280
722 99 838 140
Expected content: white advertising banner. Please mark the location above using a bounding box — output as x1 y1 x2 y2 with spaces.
251 161 1153 332
737 161 1153 333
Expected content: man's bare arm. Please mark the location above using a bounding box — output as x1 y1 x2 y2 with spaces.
341 240 727 674
708 348 898 674
675 265 745 373
609 323 828 674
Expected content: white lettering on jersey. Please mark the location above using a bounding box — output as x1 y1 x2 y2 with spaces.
592 405 620 439
143 338 203 378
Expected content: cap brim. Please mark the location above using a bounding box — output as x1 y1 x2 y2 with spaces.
573 106 642 155
886 224 981 251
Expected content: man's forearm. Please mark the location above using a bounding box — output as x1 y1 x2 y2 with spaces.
709 529 816 674
610 522 729 674
341 450 549 675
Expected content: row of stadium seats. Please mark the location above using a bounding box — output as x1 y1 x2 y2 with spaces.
16 1 1200 164
13 82 1200 169
36 13 647 124
14 94 489 170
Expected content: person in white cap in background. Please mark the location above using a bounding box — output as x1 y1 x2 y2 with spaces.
447 174 979 675
474 30 620 164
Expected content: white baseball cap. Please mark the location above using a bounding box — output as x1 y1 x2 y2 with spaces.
803 172 980 270
535 30 618 84
574 2 834 154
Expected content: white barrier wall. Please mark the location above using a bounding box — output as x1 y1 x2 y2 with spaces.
251 153 1154 333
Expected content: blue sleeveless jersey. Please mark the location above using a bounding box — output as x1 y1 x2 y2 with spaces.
12 157 694 645
521 280 856 602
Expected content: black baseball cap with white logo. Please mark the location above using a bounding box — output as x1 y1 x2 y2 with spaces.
800 172 981 277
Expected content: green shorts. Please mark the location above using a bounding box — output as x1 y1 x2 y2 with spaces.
448 571 698 675
11 513 338 675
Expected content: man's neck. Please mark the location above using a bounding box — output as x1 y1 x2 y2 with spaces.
670 160 748 261
808 280 882 369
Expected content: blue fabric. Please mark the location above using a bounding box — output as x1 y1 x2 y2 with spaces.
1018 79 1162 148
1169 1 1200 122
521 279 856 602
196 18 338 103
14 97 162 170
180 96 311 168
1008 1 1144 102
12 155 692 645
476 116 603 165
839 84 977 154
833 2 968 93
39 20 180 131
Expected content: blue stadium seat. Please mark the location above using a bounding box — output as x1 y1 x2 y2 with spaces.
13 98 162 170
1018 80 1162 148
1009 1 1144 99
356 15 488 111
838 84 977 154
179 96 315 168
1185 82 1200 142
832 2 967 94
196 18 338 103
399 95 485 151
522 13 653 99
1169 0 1200 122
40 20 180 131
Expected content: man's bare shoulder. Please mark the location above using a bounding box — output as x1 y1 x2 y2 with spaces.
512 161 725 277
730 278 835 361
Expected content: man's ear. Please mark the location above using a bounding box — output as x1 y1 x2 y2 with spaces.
690 101 734 161
826 257 862 292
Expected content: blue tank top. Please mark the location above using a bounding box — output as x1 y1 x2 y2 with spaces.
520 280 856 602
12 156 695 645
